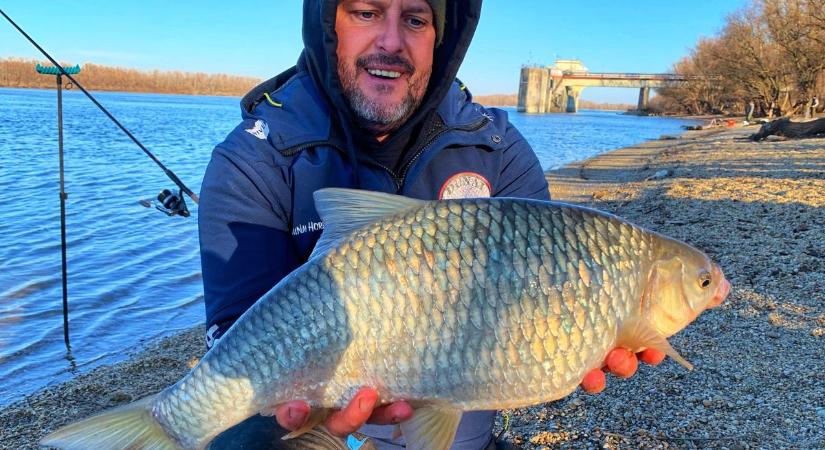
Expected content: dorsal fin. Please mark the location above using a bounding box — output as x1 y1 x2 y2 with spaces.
309 189 426 260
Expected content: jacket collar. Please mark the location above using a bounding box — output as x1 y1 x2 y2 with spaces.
242 70 505 154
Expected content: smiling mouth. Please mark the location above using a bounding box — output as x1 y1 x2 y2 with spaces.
366 68 402 79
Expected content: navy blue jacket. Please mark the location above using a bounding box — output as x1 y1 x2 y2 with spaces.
198 1 548 447
199 72 550 344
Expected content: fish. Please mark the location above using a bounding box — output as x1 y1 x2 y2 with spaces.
42 188 730 450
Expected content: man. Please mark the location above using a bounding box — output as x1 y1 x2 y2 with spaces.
199 1 663 448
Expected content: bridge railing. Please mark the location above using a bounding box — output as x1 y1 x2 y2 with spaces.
563 72 688 81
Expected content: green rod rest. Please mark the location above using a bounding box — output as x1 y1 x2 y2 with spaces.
36 63 81 75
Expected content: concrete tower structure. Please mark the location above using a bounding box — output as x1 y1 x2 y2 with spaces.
517 60 687 114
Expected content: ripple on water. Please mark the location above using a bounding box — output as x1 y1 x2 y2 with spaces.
1 277 59 302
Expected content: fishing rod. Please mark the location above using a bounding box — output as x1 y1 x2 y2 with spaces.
0 8 199 207
2 8 199 348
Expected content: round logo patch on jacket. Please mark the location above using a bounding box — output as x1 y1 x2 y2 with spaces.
439 172 492 199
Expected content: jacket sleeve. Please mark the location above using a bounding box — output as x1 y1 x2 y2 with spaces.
493 121 551 201
198 143 301 348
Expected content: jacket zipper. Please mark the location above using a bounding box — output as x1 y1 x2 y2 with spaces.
279 116 490 191
281 140 338 157
395 116 490 192
283 140 402 188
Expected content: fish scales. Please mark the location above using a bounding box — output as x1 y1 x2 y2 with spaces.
184 199 639 433
44 191 730 450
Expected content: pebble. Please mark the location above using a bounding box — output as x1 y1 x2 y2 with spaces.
108 392 132 403
645 169 672 181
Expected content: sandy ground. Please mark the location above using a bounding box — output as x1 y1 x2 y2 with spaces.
1 124 823 449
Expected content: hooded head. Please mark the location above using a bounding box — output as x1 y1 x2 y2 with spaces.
335 0 438 137
300 0 481 142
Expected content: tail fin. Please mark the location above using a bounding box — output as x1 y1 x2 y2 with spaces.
40 394 180 449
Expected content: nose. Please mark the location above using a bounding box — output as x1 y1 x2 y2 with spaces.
377 16 403 54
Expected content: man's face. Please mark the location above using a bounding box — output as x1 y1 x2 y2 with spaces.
335 0 436 136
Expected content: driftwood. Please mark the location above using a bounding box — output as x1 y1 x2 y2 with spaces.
750 117 825 141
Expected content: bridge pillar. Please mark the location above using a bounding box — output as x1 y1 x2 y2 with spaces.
565 86 582 113
638 87 650 111
518 67 550 113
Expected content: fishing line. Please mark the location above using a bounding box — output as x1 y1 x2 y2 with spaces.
0 8 200 206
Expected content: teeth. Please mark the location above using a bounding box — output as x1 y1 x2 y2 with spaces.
367 69 401 78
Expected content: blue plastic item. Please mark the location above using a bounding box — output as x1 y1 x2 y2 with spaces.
36 63 81 75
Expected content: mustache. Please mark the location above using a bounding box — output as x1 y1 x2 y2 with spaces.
356 54 415 74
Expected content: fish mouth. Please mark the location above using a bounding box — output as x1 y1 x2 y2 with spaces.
709 277 730 308
707 264 730 308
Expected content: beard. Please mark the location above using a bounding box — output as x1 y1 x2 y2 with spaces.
338 53 431 136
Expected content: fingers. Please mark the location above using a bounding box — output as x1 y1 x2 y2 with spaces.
637 348 666 365
581 347 670 394
604 348 638 378
580 349 636 395
367 400 414 425
274 400 311 431
325 387 378 437
581 368 606 394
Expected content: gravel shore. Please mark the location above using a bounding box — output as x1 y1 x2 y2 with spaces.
2 125 823 449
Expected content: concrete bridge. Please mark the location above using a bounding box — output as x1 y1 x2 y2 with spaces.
517 60 688 113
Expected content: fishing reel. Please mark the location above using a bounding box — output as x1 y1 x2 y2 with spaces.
139 189 190 217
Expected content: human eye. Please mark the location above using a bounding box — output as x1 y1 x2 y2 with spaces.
354 10 378 21
405 15 429 29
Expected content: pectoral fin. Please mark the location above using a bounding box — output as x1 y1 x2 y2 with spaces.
617 316 694 370
399 404 463 450
281 408 333 440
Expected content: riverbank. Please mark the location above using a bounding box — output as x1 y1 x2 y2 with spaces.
2 125 823 449
515 125 824 448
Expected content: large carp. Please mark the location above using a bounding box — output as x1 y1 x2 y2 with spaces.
43 189 730 450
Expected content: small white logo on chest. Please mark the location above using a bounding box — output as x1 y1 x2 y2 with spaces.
439 172 492 199
245 119 269 140
292 220 324 236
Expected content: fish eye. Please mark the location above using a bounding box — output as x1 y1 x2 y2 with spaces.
699 271 712 289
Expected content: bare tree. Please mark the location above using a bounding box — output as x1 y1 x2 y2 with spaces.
762 0 825 117
713 5 789 117
660 39 732 115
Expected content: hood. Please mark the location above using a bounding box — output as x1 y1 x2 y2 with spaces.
298 0 483 164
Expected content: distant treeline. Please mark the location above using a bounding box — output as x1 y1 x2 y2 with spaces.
653 0 825 117
579 100 634 111
1 57 639 110
474 93 632 111
0 58 262 96
474 94 518 106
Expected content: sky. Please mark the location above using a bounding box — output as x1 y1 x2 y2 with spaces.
0 1 746 103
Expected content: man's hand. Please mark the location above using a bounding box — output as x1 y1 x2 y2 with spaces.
274 387 414 437
580 348 667 394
